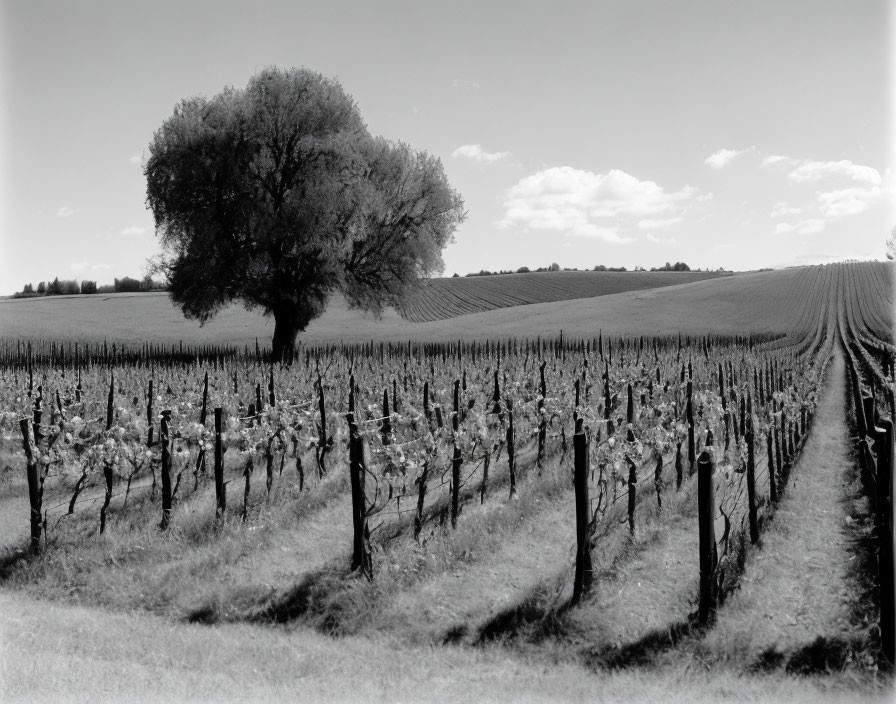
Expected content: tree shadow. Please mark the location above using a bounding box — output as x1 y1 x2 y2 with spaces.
584 616 698 669
473 594 570 645
247 568 333 624
751 636 873 675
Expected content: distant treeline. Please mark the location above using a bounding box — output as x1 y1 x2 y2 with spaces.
13 275 167 298
462 261 720 277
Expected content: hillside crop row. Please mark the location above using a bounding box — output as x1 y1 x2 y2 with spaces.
396 270 731 322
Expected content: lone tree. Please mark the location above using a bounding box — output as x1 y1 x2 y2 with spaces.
146 67 465 361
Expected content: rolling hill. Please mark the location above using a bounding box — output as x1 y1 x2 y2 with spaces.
0 263 891 347
395 269 730 321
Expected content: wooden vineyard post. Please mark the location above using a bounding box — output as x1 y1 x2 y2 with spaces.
780 410 790 483
194 371 208 489
106 372 114 431
697 450 717 625
414 458 428 542
603 361 613 437
381 389 392 446
480 448 490 504
686 380 696 477
572 418 593 605
147 377 154 447
675 440 683 490
767 427 778 505
745 412 759 544
774 425 784 491
347 413 372 579
160 409 172 529
874 418 894 664
719 362 729 451
19 418 41 553
214 407 226 518
863 396 876 432
537 361 547 467
451 380 461 528
507 397 516 499
316 379 327 478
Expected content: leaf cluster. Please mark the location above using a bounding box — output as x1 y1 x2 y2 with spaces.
145 67 465 332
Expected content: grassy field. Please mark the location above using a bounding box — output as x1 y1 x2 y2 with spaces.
2 263 891 347
1 260 893 702
3 587 888 703
396 269 730 321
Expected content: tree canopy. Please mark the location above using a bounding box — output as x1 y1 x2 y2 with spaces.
145 67 465 360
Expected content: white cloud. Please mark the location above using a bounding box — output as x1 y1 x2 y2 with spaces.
452 78 480 91
91 263 110 270
761 155 891 224
761 154 799 167
770 202 802 218
817 186 883 218
816 169 892 218
646 233 677 244
70 260 89 272
452 144 511 164
637 217 682 230
762 153 881 187
788 159 881 185
56 206 78 218
122 225 148 236
129 154 142 166
774 219 825 235
497 166 701 243
705 148 746 169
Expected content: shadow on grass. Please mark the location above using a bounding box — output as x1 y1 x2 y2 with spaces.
473 594 570 645
751 635 878 675
248 568 334 624
585 617 699 669
181 568 343 628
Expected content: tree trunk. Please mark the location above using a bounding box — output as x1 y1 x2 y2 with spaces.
271 309 304 364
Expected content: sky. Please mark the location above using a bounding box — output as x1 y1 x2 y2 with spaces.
0 0 893 295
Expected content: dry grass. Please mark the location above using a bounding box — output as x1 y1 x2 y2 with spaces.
2 587 893 703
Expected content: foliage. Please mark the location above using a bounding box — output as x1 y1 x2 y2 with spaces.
80 280 97 294
145 67 464 361
115 277 142 293
651 261 691 272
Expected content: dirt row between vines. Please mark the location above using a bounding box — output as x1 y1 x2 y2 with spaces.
683 349 880 669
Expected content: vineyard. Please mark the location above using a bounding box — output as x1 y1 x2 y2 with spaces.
0 261 893 674
394 269 730 321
